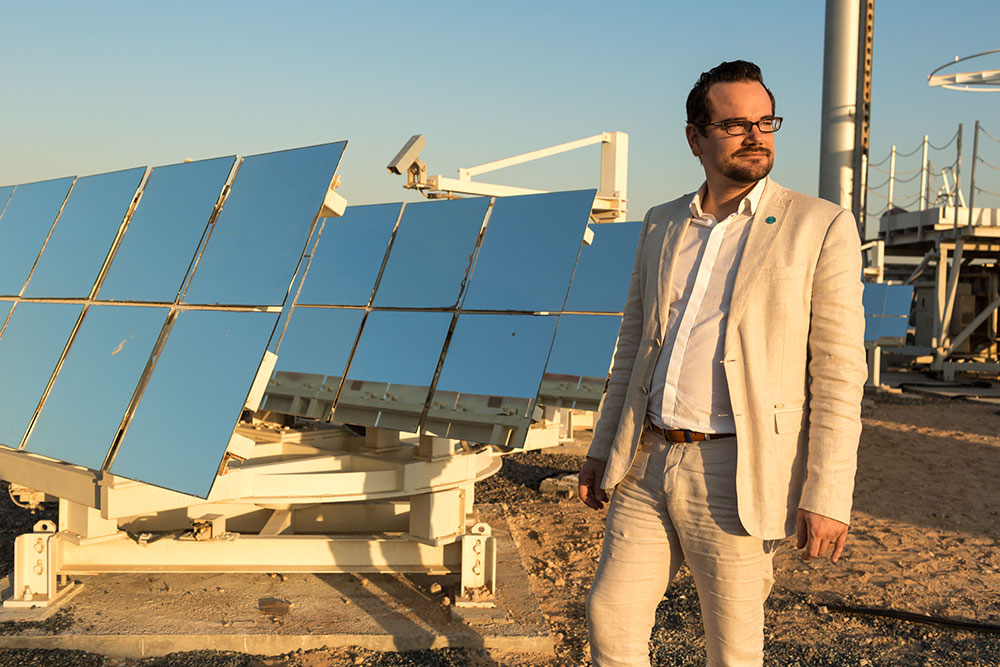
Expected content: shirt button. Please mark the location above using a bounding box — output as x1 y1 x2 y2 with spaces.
640 385 649 394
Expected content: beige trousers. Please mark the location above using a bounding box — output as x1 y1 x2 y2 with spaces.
587 430 777 667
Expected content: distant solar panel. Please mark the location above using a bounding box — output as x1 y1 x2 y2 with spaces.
0 177 75 296
862 283 912 346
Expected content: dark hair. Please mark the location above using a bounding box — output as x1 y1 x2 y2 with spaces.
686 60 775 133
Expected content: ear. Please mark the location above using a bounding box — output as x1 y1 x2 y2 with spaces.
685 124 703 158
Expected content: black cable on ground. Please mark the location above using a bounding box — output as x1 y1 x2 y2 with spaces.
827 603 1000 635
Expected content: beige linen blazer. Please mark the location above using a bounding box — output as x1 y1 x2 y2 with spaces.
587 179 867 540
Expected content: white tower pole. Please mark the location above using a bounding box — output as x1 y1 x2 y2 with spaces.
819 0 861 208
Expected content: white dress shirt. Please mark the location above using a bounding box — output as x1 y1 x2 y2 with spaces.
646 178 766 433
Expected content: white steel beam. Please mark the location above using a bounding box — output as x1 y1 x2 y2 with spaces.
458 134 608 179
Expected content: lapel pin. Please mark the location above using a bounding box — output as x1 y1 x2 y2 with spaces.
765 215 776 224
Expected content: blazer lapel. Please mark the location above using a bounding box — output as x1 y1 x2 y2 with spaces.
727 181 792 332
655 200 692 337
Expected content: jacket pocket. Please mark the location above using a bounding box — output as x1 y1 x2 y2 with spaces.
773 407 806 434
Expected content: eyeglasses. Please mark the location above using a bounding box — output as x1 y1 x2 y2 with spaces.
691 116 783 136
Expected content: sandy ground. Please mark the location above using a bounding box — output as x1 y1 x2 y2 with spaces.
1 390 1000 665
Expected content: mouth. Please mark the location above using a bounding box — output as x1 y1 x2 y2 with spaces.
734 148 771 158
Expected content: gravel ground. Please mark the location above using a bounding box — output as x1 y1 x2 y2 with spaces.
1 412 1000 665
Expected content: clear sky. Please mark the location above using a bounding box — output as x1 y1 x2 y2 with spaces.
1 1 997 221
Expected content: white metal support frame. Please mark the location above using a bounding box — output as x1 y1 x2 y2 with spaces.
0 425 501 610
387 132 629 222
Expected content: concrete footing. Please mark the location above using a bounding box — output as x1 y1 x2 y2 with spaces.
0 506 552 658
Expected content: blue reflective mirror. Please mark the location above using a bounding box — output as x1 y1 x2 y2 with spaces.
879 316 908 341
564 222 641 312
0 177 75 296
25 305 169 470
435 313 557 398
24 167 146 298
373 198 489 308
0 300 12 331
110 309 279 497
462 189 595 312
334 310 452 431
297 203 402 306
273 307 364 377
0 186 13 213
545 314 621 379
862 283 888 316
183 142 347 306
264 306 364 418
426 313 557 446
0 303 83 448
863 315 880 342
540 314 621 411
884 285 914 318
100 157 235 303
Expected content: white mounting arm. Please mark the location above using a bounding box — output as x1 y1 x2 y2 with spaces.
388 132 629 222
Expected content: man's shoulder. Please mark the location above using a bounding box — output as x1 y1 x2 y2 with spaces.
767 181 850 220
645 192 696 223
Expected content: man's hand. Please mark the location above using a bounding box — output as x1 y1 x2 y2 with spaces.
796 509 849 563
578 457 609 510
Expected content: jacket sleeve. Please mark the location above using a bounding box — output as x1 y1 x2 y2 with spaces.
799 209 867 524
586 210 651 462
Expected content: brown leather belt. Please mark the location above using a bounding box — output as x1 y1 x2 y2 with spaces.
646 421 736 443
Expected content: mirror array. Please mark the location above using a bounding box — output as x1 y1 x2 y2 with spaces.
266 189 641 448
0 141 346 498
863 283 913 347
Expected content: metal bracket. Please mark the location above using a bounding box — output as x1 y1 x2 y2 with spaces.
4 519 80 609
456 522 496 608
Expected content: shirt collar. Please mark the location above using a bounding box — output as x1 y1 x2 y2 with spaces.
689 177 768 220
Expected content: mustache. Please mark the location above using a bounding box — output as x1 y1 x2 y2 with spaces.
733 146 772 157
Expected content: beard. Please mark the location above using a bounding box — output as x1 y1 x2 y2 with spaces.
719 146 773 184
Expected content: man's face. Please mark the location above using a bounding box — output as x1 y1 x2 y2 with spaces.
686 80 775 186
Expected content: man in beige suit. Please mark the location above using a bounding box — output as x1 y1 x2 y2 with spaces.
579 61 866 666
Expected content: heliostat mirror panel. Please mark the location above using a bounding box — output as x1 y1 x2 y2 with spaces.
100 157 236 303
24 167 146 298
0 186 13 212
25 305 170 470
264 306 365 419
0 302 83 449
297 203 402 306
372 198 489 308
0 177 75 296
461 189 595 312
564 222 641 312
0 300 13 331
109 309 279 497
334 310 452 431
862 283 887 317
425 313 557 447
539 314 621 411
183 141 346 306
